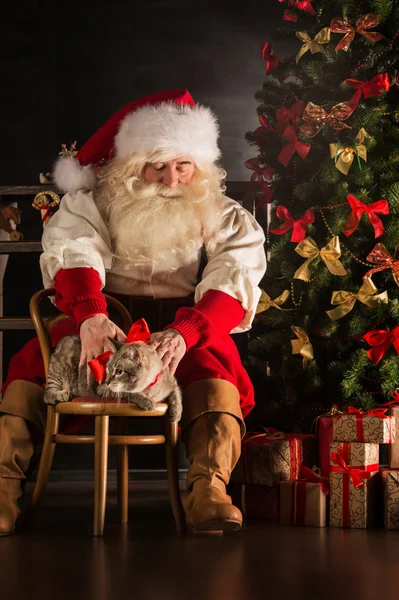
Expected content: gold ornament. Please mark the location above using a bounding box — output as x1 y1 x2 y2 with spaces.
295 27 331 63
294 236 347 281
32 191 61 227
256 289 292 314
291 326 314 368
329 128 370 175
326 277 388 321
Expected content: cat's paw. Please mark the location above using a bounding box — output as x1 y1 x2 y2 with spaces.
134 398 157 412
167 404 182 423
44 390 71 405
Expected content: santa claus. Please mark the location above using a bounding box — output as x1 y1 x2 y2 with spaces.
0 89 266 535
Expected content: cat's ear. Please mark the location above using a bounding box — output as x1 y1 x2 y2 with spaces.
107 337 124 353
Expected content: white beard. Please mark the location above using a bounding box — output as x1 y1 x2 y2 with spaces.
95 174 223 272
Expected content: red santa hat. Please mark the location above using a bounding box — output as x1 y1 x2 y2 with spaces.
53 88 221 194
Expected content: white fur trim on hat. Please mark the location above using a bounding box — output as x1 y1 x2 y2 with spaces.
53 156 97 194
115 102 220 165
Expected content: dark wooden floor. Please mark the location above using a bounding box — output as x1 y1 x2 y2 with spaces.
1 481 399 600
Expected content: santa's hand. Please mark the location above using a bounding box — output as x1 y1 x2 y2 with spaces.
149 329 186 375
79 314 126 378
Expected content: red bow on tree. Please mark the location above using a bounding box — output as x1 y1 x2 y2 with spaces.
261 42 279 75
342 194 389 239
345 73 391 110
279 0 316 16
255 184 275 213
245 158 276 186
253 115 272 144
330 13 385 52
269 206 315 242
88 318 151 383
275 101 306 136
278 125 311 167
363 244 399 286
362 326 399 365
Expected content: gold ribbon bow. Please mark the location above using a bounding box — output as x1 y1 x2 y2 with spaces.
294 236 347 282
326 277 388 321
256 289 292 314
329 128 370 175
300 101 353 138
295 27 331 63
291 326 314 368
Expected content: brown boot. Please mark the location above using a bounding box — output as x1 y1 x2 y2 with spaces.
0 380 46 536
181 378 245 533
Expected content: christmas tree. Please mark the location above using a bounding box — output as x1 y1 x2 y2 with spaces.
246 0 399 432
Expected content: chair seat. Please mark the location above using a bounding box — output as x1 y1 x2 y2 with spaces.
55 396 169 417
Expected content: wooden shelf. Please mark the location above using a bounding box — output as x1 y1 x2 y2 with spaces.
0 318 36 330
0 241 42 254
0 185 57 196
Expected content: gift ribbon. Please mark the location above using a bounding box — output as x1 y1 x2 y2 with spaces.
278 125 311 167
334 406 390 442
291 326 314 367
326 277 388 321
302 466 330 495
363 243 399 286
294 236 347 281
342 194 389 239
290 468 330 526
256 289 292 314
330 13 385 52
329 128 369 175
254 184 275 212
362 325 399 365
88 317 159 384
261 42 279 75
296 28 331 63
269 206 315 242
274 101 306 136
300 101 353 138
345 73 391 110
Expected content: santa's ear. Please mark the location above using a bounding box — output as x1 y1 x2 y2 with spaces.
107 337 124 352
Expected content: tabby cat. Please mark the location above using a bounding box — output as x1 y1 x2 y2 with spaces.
44 335 182 422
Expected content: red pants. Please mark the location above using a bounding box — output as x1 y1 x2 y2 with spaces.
2 319 254 418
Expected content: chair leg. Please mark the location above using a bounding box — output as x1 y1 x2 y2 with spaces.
116 417 129 524
165 419 186 534
94 415 109 536
27 406 60 516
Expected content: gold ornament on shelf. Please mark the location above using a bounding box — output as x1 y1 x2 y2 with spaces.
295 27 331 63
32 191 61 227
329 128 370 175
291 326 314 368
294 236 347 281
256 289 292 314
326 277 388 321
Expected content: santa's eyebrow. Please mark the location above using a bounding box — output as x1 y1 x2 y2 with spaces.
177 161 192 165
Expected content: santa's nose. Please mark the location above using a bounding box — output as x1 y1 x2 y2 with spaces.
161 166 179 188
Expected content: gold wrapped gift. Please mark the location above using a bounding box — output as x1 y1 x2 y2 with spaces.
381 469 399 529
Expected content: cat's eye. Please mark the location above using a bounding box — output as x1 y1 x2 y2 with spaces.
115 369 123 376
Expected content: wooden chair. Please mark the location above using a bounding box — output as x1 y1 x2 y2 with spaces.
27 288 185 536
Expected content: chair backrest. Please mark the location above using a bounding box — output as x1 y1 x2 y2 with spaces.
29 288 133 377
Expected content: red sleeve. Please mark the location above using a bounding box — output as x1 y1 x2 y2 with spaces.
165 289 245 350
54 267 108 327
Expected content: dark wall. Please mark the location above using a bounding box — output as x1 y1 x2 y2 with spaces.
1 0 282 469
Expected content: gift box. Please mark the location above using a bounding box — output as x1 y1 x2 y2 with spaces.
279 468 329 527
388 405 399 467
228 482 279 520
239 429 317 486
317 416 333 479
332 407 395 444
381 469 399 529
329 442 379 528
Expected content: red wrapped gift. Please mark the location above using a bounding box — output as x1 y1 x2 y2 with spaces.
279 467 329 527
317 416 334 479
239 429 316 486
329 442 379 528
228 482 279 520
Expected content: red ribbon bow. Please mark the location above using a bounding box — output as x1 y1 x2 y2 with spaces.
363 243 399 286
269 206 315 242
345 73 391 110
244 158 276 186
253 115 272 144
280 0 316 16
342 194 389 239
261 42 279 75
278 125 311 167
255 185 274 213
330 13 385 52
362 326 399 365
88 318 151 383
275 101 306 136
347 406 388 418
301 466 330 495
330 452 376 488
